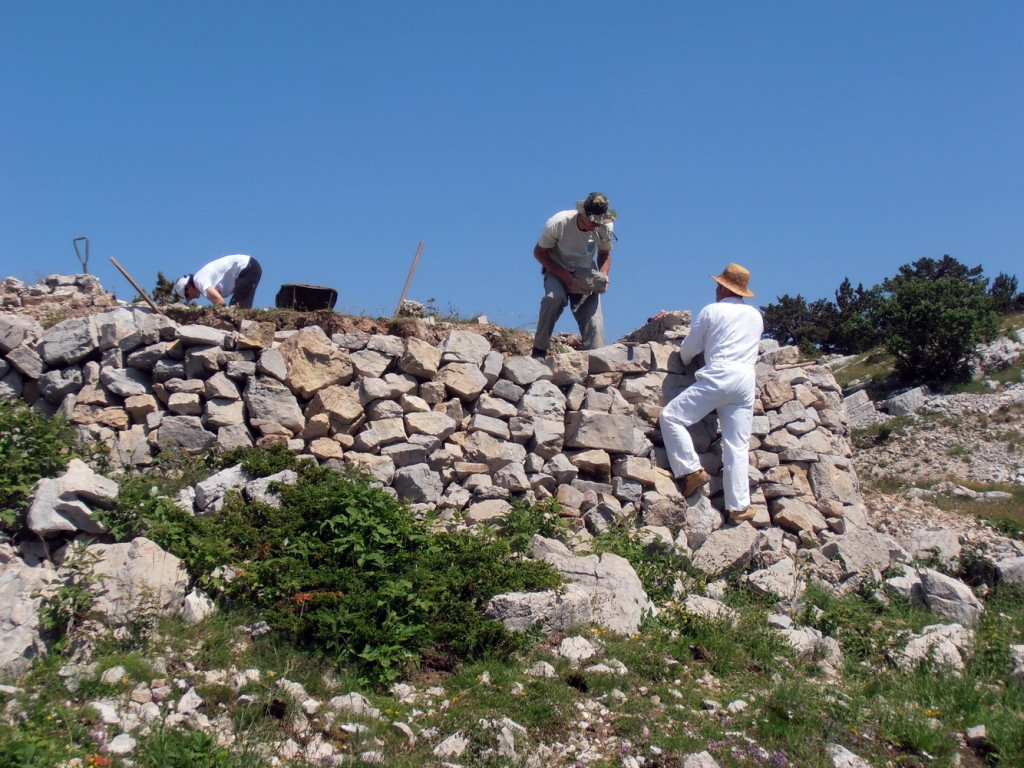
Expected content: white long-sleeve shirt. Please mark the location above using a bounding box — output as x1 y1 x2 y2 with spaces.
679 297 763 368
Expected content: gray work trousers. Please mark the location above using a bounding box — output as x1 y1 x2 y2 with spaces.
533 269 605 351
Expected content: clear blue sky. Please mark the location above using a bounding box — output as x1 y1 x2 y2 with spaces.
2 2 1021 342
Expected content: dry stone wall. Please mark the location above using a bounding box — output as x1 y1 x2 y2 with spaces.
0 276 866 559
1 274 120 323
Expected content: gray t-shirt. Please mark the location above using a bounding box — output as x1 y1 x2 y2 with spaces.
537 210 614 270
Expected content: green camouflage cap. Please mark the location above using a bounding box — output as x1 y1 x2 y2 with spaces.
576 192 617 224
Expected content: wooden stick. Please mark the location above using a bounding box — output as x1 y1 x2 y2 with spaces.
394 241 425 317
109 257 166 317
774 360 822 370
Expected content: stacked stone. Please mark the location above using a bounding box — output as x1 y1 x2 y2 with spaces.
751 348 865 538
1 274 120 322
1 298 865 555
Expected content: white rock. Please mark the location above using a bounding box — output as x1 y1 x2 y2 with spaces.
104 733 137 756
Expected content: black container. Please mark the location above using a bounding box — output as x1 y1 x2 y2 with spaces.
275 283 338 311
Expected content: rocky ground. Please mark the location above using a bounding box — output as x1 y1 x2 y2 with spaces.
846 380 1024 567
4 273 1024 767
852 385 1024 488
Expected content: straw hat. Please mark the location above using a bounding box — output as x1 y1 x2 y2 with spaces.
711 263 754 297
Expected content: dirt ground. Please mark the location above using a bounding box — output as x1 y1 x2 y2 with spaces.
162 305 541 356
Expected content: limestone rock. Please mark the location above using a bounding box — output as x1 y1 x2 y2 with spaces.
278 330 354 398
0 557 50 676
440 330 491 365
918 568 984 626
483 584 593 636
83 537 190 625
564 410 641 454
891 623 974 673
531 536 652 635
691 523 759 576
437 362 488 401
398 337 441 379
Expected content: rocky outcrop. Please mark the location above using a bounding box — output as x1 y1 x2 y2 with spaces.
0 545 51 676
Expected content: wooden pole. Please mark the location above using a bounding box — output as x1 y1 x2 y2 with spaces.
109 257 167 317
774 360 822 370
394 241 425 317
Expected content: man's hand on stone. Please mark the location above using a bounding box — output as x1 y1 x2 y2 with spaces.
562 270 584 293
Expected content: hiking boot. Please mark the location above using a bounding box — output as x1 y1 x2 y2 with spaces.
678 468 710 497
531 347 547 360
728 508 756 523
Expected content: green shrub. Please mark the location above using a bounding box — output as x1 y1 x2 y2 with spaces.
652 600 793 676
875 257 999 384
240 467 562 684
220 443 300 476
99 450 215 544
496 496 567 555
0 399 81 529
109 457 563 687
797 581 910 665
36 542 102 646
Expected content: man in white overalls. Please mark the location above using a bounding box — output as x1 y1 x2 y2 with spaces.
659 263 763 523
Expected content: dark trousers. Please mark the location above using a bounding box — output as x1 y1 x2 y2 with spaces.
231 258 262 308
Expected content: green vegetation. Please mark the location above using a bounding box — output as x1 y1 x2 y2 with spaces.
762 277 883 356
831 350 898 391
398 296 483 324
850 414 915 449
0 399 82 530
930 481 1024 536
765 255 1012 387
947 443 970 460
5 562 1023 767
591 523 701 603
150 271 179 305
875 257 999 384
3 407 1024 765
99 448 562 687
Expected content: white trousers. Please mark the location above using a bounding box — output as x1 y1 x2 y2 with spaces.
659 363 755 511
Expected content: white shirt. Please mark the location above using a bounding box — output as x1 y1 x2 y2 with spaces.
192 254 252 297
679 297 763 368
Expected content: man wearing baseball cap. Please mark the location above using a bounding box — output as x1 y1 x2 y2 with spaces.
658 263 763 523
531 192 616 357
173 254 262 308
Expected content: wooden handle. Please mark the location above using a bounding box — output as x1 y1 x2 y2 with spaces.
773 360 821 370
109 257 166 317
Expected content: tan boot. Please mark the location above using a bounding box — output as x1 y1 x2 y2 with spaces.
728 508 755 523
679 468 711 497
